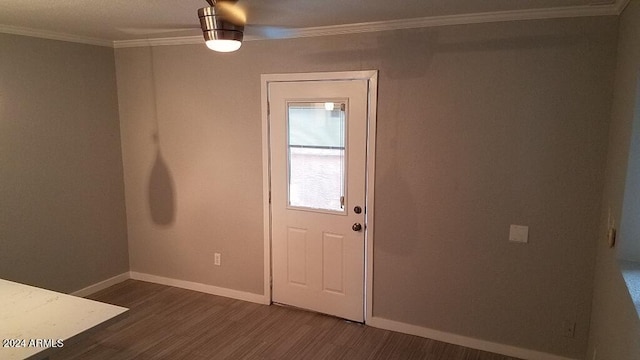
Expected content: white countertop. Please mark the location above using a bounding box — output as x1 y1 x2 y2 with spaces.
0 279 128 360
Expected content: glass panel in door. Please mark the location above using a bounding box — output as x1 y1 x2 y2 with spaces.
287 101 346 213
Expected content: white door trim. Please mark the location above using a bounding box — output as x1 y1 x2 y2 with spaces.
261 70 378 322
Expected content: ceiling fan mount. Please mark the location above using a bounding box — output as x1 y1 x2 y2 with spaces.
205 0 237 6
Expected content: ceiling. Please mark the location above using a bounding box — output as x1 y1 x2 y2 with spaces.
0 0 629 47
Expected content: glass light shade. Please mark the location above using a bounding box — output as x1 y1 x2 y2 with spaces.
205 39 242 52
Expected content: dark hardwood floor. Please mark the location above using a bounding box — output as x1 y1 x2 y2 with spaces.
51 280 521 360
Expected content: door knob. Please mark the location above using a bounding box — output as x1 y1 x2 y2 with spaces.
352 223 362 232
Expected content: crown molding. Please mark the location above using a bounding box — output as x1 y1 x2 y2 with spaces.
286 4 619 39
0 24 112 47
616 0 632 13
113 2 622 48
1 0 627 49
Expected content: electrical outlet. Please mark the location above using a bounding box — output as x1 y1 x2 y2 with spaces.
214 253 221 266
509 225 529 243
562 320 576 338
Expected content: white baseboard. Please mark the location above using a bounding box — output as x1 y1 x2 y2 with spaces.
129 271 270 305
71 274 566 359
367 316 577 360
71 272 130 297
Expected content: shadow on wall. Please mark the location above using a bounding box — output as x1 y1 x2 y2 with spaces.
301 27 583 79
376 166 418 256
300 29 439 79
146 46 176 226
149 136 176 226
374 109 419 257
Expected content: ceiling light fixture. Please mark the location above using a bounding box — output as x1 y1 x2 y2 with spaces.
198 3 244 53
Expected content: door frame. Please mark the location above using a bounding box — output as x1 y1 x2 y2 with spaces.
260 70 378 322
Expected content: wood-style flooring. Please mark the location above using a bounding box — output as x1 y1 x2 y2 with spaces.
51 280 522 360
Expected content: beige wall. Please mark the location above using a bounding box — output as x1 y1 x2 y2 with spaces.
0 34 129 293
116 16 617 359
587 2 640 359
372 20 615 360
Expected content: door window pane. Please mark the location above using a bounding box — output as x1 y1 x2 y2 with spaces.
288 102 346 212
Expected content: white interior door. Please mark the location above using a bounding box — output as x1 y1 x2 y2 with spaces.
268 78 369 322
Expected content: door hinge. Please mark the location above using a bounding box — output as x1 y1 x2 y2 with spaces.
269 190 272 204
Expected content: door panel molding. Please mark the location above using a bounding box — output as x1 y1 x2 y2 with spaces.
261 71 378 322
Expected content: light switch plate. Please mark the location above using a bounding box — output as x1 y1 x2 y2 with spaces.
509 225 529 243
